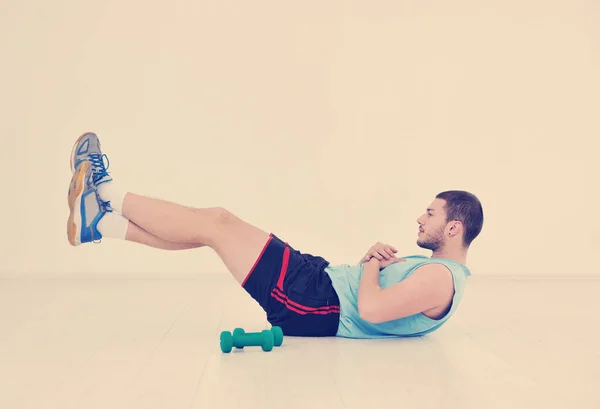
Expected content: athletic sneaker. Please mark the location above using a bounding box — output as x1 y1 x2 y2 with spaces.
67 160 110 246
70 132 113 186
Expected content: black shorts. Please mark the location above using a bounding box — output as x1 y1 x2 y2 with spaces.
241 233 341 337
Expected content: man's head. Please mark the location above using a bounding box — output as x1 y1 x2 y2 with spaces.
416 190 484 252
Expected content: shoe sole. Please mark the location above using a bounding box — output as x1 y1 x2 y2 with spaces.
70 132 93 173
67 161 91 246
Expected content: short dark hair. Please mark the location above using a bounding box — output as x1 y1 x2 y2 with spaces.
435 190 484 248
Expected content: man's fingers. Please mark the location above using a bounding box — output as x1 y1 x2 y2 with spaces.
379 248 393 258
366 244 400 261
371 251 384 260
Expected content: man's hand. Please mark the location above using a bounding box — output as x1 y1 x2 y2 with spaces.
367 255 405 270
359 242 406 267
379 255 406 269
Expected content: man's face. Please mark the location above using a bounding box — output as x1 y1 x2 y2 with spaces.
416 199 448 251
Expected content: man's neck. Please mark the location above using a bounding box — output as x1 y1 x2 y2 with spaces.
431 249 467 265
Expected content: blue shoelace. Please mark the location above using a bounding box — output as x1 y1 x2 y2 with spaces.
88 153 111 184
88 153 114 215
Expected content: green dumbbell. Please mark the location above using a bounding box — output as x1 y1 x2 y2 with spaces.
220 329 273 352
232 326 284 349
219 326 284 353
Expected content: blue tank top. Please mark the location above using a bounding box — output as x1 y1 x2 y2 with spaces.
324 255 471 338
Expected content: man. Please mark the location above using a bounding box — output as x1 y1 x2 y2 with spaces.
67 132 484 338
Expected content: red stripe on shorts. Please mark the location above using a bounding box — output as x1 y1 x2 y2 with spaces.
270 287 340 315
276 246 291 290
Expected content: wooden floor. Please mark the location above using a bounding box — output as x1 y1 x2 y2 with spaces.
0 274 598 409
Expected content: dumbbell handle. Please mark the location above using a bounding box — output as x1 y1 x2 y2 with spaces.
233 332 269 347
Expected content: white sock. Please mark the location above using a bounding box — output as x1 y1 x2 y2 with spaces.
97 212 130 240
97 181 128 213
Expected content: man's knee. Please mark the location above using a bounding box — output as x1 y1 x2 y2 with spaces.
201 207 240 247
191 206 230 218
210 207 238 225
186 207 236 246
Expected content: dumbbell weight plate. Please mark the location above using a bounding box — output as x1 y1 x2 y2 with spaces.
271 326 283 347
220 331 233 353
233 328 245 349
261 330 274 352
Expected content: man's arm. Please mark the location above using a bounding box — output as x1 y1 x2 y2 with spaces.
357 259 454 323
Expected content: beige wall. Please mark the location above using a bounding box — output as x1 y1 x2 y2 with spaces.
1 1 598 277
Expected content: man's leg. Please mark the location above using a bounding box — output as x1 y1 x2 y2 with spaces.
69 132 271 284
69 164 206 251
103 190 271 285
121 215 204 251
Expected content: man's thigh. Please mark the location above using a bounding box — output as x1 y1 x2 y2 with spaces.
209 209 272 284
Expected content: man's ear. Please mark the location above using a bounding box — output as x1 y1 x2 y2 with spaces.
448 221 462 236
